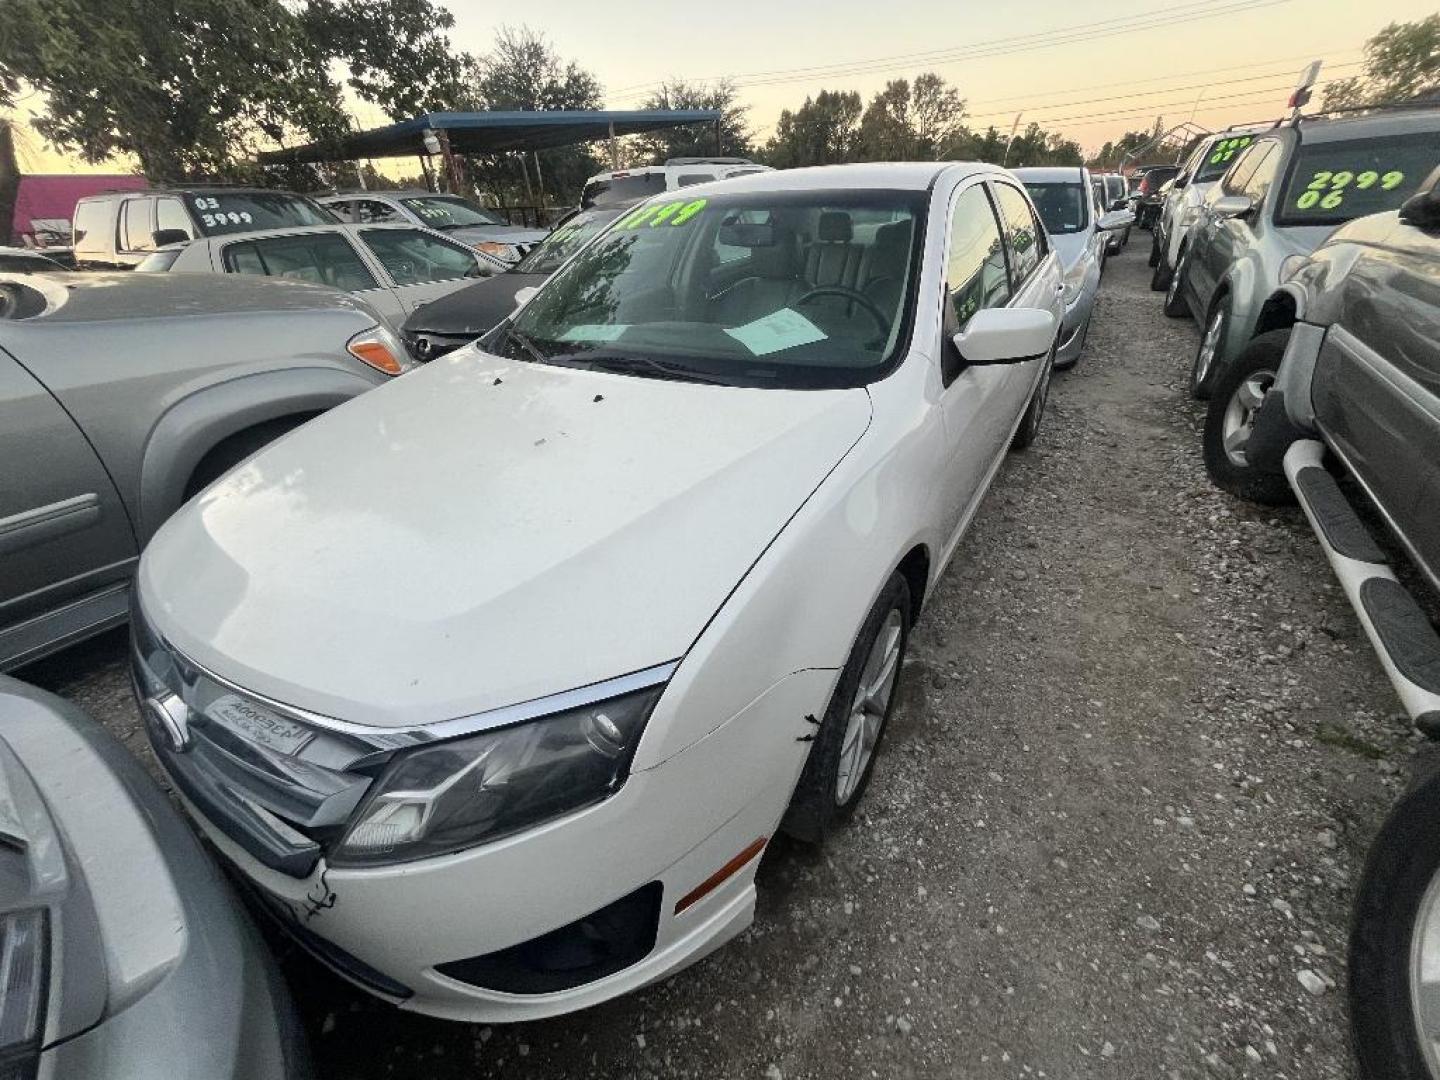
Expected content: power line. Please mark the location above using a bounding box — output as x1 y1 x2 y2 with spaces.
963 61 1362 123
610 0 1294 100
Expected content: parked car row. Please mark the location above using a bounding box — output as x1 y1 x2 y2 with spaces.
1157 103 1440 1080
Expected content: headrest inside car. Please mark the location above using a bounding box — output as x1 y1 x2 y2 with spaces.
718 221 777 248
817 211 853 243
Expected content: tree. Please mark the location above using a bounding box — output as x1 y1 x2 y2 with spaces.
1324 16 1440 110
635 79 754 162
470 26 604 207
763 90 864 168
910 73 968 158
854 74 968 161
0 0 470 183
1089 129 1157 169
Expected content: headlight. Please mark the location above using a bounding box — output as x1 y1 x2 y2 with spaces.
0 909 47 1080
1061 261 1088 305
1279 253 1310 281
331 686 664 867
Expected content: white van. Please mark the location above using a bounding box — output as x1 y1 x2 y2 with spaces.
581 158 773 207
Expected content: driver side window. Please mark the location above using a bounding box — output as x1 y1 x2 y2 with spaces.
946 185 1011 332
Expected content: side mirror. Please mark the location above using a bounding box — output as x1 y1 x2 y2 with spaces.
1399 165 1440 229
951 307 1056 366
512 285 539 310
1212 194 1254 218
152 229 190 247
1098 210 1133 231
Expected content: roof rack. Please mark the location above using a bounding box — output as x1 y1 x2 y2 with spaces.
663 157 755 166
1293 97 1440 124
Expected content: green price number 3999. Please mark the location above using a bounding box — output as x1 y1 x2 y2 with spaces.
1208 136 1253 165
1294 168 1405 211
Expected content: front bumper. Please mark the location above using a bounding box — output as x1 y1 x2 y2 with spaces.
138 642 829 1021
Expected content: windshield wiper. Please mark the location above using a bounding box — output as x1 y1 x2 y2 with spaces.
504 325 549 366
577 353 739 386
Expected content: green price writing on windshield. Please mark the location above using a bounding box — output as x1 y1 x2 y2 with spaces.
617 199 708 229
1294 168 1405 211
1208 136 1253 165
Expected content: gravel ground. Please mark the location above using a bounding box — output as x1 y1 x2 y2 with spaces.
21 239 1422 1079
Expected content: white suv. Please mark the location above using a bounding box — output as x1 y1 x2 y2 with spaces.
581 157 773 208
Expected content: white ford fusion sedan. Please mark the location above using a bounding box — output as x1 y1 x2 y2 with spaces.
131 163 1063 1021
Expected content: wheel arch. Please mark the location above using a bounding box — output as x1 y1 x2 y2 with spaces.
1254 286 1303 338
136 367 379 543
895 544 931 625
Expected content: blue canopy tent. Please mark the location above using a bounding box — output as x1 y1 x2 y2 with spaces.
258 109 724 220
257 110 724 163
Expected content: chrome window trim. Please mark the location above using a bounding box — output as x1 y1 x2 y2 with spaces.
155 634 679 752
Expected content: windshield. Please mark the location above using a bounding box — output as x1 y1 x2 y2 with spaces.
1023 183 1089 234
399 196 505 229
185 192 333 235
513 209 624 275
582 173 666 208
1276 131 1439 227
1195 134 1257 182
505 189 926 390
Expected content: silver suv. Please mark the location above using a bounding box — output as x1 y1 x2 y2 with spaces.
1162 107 1440 399
319 191 549 265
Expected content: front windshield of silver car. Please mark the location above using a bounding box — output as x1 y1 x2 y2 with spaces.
502 190 925 389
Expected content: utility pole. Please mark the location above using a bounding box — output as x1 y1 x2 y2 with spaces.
1001 113 1023 166
0 120 19 247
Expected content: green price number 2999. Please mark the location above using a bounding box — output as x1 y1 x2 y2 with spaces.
1294 168 1405 211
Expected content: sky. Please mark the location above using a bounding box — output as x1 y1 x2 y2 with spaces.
7 0 1434 174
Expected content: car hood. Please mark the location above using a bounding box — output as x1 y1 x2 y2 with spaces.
140 350 873 729
1050 233 1090 273
403 272 547 337
444 224 550 247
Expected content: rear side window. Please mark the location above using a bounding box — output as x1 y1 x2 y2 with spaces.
677 174 713 187
356 200 402 223
1240 144 1282 203
582 173 666 207
71 200 110 251
1221 143 1269 196
992 182 1044 285
120 199 155 252
223 233 379 291
359 228 481 285
1277 131 1440 227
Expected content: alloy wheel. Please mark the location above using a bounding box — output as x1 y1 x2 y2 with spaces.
1411 862 1440 1075
1194 306 1226 389
835 608 904 804
1220 368 1276 466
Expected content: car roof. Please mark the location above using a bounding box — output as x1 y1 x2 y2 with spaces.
190 222 448 243
319 190 439 200
664 161 1000 197
1296 108 1440 144
1011 166 1089 183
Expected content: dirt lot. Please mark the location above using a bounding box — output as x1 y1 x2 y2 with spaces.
22 239 1421 1079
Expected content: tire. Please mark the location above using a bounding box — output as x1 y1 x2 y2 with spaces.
183 415 315 500
1147 232 1161 268
1011 349 1053 450
781 574 912 844
1202 330 1294 505
1351 762 1440 1080
1189 293 1231 400
1162 247 1191 318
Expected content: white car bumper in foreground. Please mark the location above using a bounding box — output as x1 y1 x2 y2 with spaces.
157 667 832 1022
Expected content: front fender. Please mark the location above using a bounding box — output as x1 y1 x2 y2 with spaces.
137 367 379 543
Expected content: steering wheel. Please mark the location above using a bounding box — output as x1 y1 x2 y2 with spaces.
794 286 891 337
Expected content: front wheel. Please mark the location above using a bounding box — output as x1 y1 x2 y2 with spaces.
1147 232 1161 268
1202 330 1294 505
1351 761 1440 1080
781 574 912 843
